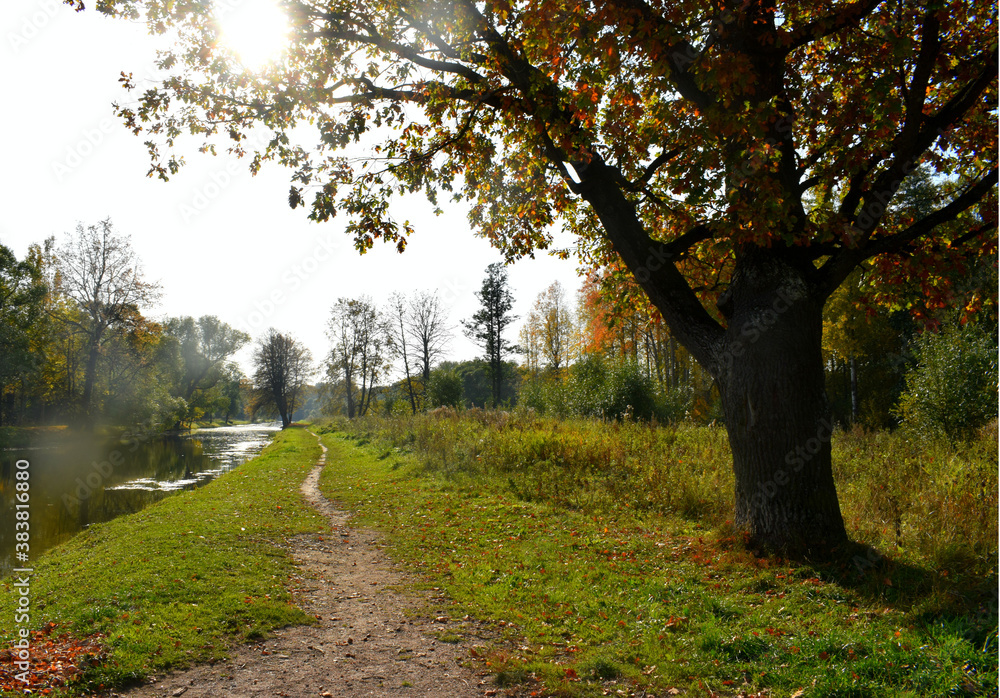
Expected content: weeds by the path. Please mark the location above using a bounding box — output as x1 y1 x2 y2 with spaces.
316 416 997 697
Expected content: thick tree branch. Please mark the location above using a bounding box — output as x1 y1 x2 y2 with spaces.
818 167 998 297
662 223 714 258
572 157 725 372
863 169 998 258
840 42 996 237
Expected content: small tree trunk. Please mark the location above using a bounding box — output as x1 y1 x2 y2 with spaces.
344 366 356 419
849 357 859 425
81 339 101 423
717 256 848 555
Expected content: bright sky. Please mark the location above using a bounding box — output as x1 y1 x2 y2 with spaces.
0 0 583 375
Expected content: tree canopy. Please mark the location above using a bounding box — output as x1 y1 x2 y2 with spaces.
87 0 995 332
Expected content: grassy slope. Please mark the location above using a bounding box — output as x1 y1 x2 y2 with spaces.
316 426 997 698
1 427 325 696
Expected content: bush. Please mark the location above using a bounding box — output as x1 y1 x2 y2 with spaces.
599 361 660 421
520 356 690 422
895 322 998 441
427 368 464 408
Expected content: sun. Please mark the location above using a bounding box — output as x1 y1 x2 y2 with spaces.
214 0 290 71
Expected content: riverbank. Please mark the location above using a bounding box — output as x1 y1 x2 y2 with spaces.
0 428 326 695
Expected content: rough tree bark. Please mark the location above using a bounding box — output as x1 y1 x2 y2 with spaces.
715 252 847 552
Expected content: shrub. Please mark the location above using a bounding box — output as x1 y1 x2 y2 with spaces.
519 356 690 422
427 368 464 408
894 322 998 441
599 360 660 421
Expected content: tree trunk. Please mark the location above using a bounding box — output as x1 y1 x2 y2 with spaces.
849 357 859 425
716 256 848 555
276 393 290 428
81 339 101 422
344 366 356 419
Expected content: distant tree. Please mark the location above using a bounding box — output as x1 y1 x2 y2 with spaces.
55 220 160 422
165 316 250 399
387 292 418 414
436 359 521 409
0 244 47 426
164 315 250 424
251 329 312 428
535 281 575 372
218 362 247 423
407 290 450 391
519 312 543 377
822 270 915 428
326 297 391 418
463 263 519 407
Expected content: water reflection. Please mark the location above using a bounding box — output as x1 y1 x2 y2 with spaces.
0 423 280 577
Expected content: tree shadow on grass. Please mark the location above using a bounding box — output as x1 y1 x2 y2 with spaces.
797 539 998 648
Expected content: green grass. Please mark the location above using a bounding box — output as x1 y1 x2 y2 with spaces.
0 427 326 696
316 415 998 698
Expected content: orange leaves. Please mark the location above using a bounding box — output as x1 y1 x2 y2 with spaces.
0 623 107 694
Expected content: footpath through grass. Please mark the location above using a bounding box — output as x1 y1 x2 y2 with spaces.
0 427 325 696
316 418 998 698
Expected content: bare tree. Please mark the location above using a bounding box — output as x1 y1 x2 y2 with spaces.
56 219 160 421
388 292 417 414
407 290 450 390
326 297 391 418
251 328 312 428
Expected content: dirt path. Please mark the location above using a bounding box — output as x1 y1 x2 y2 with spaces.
109 434 506 698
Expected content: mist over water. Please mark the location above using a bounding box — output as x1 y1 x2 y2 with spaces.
0 423 280 578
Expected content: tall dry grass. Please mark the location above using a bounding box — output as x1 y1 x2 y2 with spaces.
335 410 998 576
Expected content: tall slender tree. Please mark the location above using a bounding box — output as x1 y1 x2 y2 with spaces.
388 292 418 414
463 263 519 407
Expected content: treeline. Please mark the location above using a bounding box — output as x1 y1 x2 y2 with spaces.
322 261 997 440
4 221 994 439
0 221 254 429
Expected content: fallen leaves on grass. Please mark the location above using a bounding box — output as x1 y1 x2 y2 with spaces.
0 622 107 693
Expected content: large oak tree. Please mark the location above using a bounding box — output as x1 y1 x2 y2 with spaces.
82 0 996 553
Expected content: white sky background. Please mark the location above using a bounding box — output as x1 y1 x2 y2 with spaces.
0 0 583 376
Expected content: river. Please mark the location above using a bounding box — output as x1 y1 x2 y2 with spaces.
0 423 281 578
